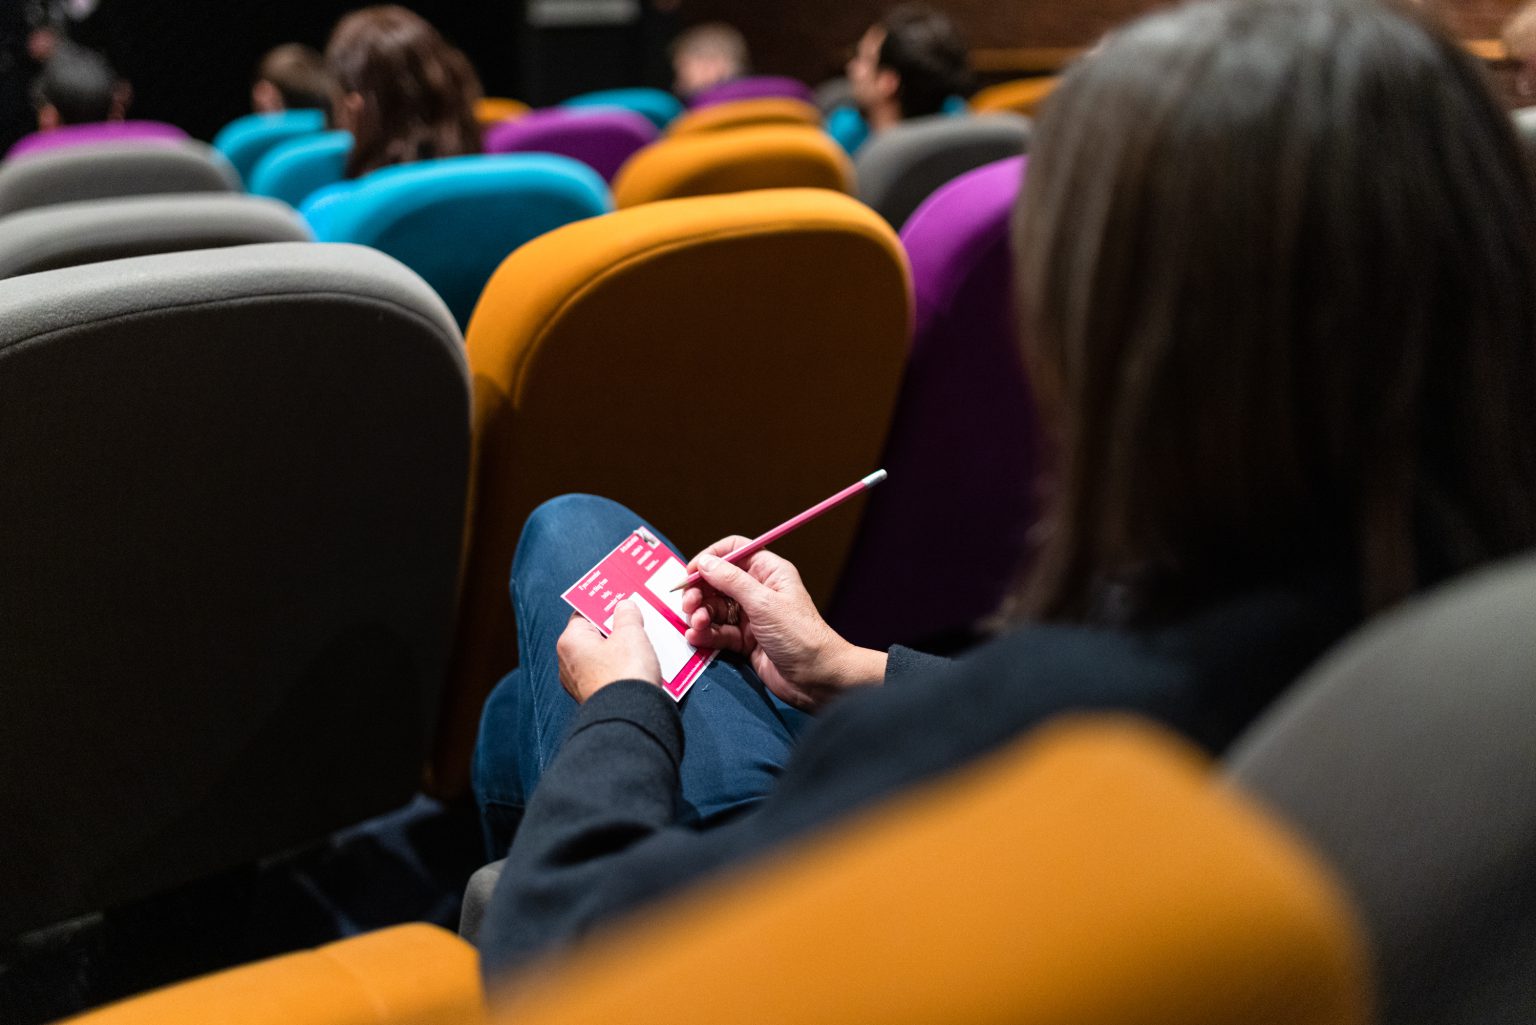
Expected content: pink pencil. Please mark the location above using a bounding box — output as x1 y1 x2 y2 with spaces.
670 470 888 592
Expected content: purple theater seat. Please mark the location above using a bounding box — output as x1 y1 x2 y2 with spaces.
483 108 657 182
6 121 186 160
828 156 1040 649
691 75 816 109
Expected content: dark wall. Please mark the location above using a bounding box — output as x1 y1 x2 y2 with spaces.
48 0 522 141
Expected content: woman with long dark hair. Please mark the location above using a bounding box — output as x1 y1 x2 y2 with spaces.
325 5 481 179
473 0 1536 976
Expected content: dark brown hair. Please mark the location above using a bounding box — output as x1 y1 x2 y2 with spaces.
326 5 483 178
1013 0 1536 624
257 43 333 111
877 3 971 117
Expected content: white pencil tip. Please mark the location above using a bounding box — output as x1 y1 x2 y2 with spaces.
863 469 888 487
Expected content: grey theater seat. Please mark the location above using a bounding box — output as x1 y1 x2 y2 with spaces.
854 112 1031 230
0 242 470 940
1226 554 1536 1025
0 139 240 217
0 194 311 278
1512 106 1536 159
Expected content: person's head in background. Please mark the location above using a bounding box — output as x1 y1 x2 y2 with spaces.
325 5 482 179
252 43 332 113
31 40 123 129
847 3 970 134
671 22 749 100
1011 0 1536 626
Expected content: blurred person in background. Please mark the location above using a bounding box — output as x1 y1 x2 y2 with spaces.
325 5 482 179
846 2 970 134
252 42 332 113
474 0 1536 975
31 40 124 129
670 22 749 100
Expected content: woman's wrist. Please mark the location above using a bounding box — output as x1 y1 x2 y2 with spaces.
821 637 888 691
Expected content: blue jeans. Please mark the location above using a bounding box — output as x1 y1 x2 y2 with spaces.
472 495 813 858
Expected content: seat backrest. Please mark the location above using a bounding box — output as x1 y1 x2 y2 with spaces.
6 120 187 160
970 76 1061 117
212 109 327 186
667 97 822 137
611 125 853 209
561 87 683 130
248 130 353 208
302 154 611 328
0 242 469 939
1226 553 1536 1025
689 75 816 109
489 719 1371 1025
58 925 485 1025
829 156 1038 649
435 188 910 796
476 96 531 126
855 113 1031 230
0 194 311 278
0 140 239 216
483 108 657 182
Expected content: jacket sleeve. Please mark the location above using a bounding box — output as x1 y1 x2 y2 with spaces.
480 680 689 971
884 644 952 685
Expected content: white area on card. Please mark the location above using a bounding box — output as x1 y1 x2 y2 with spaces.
634 596 696 679
645 557 690 615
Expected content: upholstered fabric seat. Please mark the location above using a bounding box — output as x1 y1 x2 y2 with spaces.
434 188 909 796
854 113 1031 229
666 97 822 136
0 242 469 940
483 108 656 181
57 925 485 1025
611 125 853 208
0 140 239 216
212 108 326 186
247 130 353 208
5 120 187 161
560 87 682 130
830 156 1039 648
689 75 816 109
482 720 1371 1025
0 193 310 278
970 76 1062 117
1227 553 1536 1025
476 96 531 126
300 153 610 327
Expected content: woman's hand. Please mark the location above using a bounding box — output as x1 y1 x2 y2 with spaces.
681 537 887 713
557 597 663 703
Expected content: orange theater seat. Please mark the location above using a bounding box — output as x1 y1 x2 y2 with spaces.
667 97 822 136
971 75 1061 117
430 188 910 795
489 719 1372 1025
59 925 485 1025
475 97 530 126
611 124 853 208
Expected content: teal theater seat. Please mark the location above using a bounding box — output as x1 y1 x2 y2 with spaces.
300 153 612 327
249 130 353 208
561 87 683 130
213 109 326 187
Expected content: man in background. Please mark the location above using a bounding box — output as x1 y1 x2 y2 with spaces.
669 21 748 100
846 3 970 134
251 43 333 113
32 40 123 129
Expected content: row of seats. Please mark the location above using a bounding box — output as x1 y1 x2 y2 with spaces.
0 182 1015 939
54 549 1536 1022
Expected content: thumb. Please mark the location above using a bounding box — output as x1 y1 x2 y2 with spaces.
696 554 773 611
612 595 646 633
